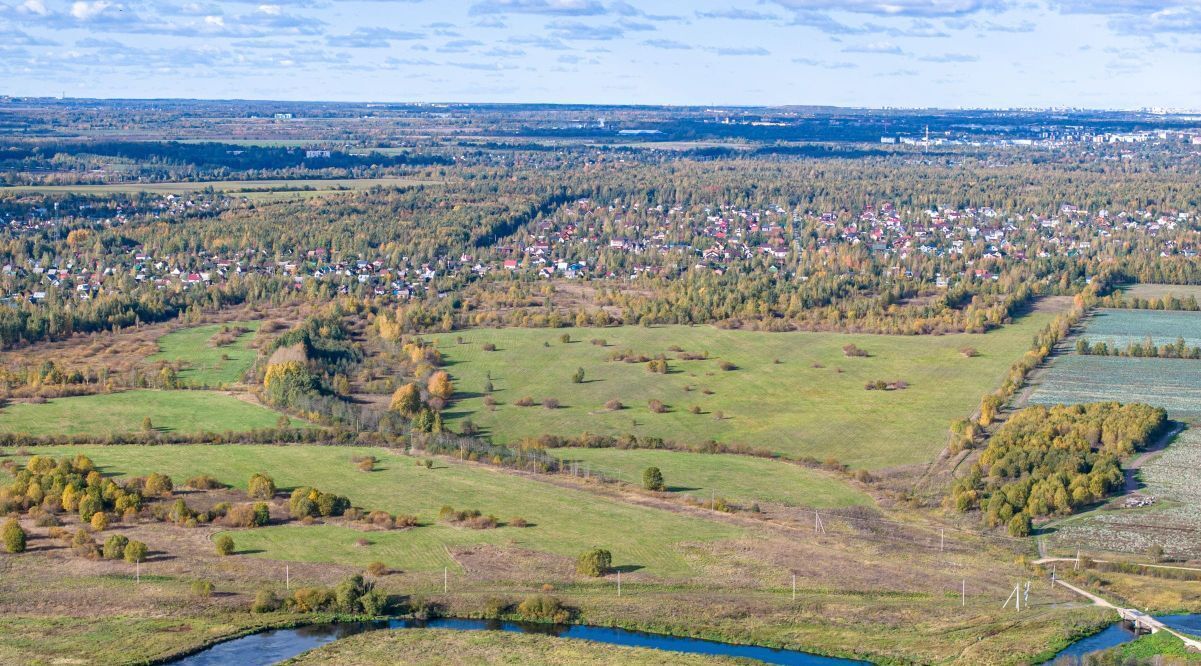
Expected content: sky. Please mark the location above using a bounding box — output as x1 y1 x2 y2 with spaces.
1 0 1200 109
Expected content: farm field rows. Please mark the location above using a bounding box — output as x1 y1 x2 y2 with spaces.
0 390 304 435
1046 428 1201 559
423 314 1052 469
1078 308 1201 349
29 445 743 576
1026 355 1201 418
147 321 261 386
549 448 871 508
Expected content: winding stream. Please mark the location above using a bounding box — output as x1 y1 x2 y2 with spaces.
167 613 1201 665
168 617 867 666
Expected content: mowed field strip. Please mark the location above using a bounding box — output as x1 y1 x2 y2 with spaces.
32 445 744 575
550 448 870 508
425 314 1052 469
147 321 261 386
0 390 306 435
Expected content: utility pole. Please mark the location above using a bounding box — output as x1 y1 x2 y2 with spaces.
617 570 622 597
961 580 965 607
1075 549 1080 571
136 559 140 584
443 567 448 594
792 574 797 601
1024 581 1030 609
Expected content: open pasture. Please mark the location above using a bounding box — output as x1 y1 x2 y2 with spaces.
147 321 261 386
550 448 870 509
1120 284 1201 302
1026 355 1201 418
1079 308 1201 349
0 390 303 436
1046 428 1201 559
424 315 1051 469
28 445 742 576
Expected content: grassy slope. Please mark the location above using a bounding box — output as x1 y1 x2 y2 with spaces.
147 321 261 386
0 390 304 435
33 445 741 576
425 314 1051 469
281 629 748 665
550 448 870 508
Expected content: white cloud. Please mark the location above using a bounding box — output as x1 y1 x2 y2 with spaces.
70 1 114 21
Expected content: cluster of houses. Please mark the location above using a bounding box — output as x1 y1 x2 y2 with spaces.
2 190 1197 306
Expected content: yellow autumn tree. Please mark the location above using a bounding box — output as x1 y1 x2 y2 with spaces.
389 383 422 417
427 371 454 402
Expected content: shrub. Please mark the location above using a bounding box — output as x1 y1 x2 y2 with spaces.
604 399 623 411
517 594 570 623
366 561 389 576
356 457 377 472
123 540 148 563
482 342 497 351
572 367 585 384
689 405 701 414
1148 544 1166 563
248 473 276 500
2 519 26 553
842 344 868 357
78 495 103 522
648 399 666 414
144 473 173 497
484 596 511 618
215 534 235 556
71 528 99 558
191 580 214 598
90 511 110 531
642 467 665 491
251 589 280 613
515 396 535 407
576 548 612 577
187 475 223 490
542 398 560 410
226 503 270 528
717 360 736 371
101 534 129 559
509 517 529 528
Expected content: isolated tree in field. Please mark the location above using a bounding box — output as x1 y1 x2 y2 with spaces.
123 540 148 563
428 371 454 401
572 367 585 383
576 548 612 577
642 467 665 491
142 416 154 432
215 534 235 556
389 383 422 417
2 519 26 553
248 473 277 500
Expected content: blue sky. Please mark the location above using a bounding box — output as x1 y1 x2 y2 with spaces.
0 0 1199 108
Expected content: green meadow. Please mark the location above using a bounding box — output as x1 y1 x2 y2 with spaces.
423 315 1051 469
148 321 261 386
0 390 303 436
551 448 870 508
28 445 742 576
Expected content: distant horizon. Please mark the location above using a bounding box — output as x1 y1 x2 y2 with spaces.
5 95 1198 116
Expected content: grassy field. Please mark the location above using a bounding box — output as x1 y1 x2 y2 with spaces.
550 448 870 508
0 177 438 195
282 628 747 665
0 390 303 435
424 315 1052 469
1120 283 1201 302
147 322 261 386
32 445 742 576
